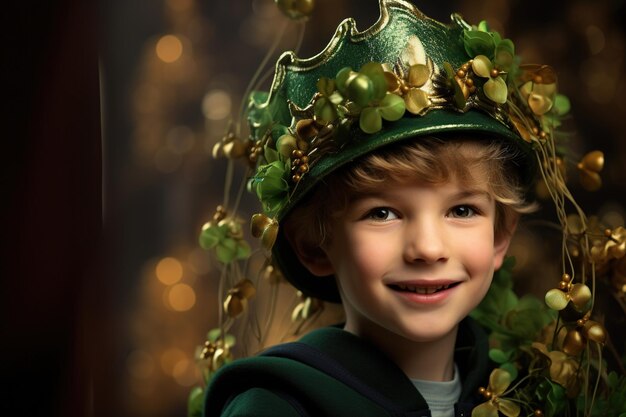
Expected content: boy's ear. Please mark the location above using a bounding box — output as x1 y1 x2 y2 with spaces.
282 219 335 277
493 214 519 270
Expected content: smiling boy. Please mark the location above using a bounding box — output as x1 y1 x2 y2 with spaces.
273 136 531 415
200 1 591 416
205 136 534 416
289 138 520 384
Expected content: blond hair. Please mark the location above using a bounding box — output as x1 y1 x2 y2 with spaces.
285 135 536 247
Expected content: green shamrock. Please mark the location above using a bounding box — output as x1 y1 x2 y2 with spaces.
250 160 291 217
199 220 251 264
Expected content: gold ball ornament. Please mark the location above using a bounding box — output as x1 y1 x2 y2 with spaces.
223 279 256 318
274 0 314 20
583 321 607 344
562 328 585 356
224 293 245 318
222 139 247 159
577 150 604 191
251 213 273 238
579 150 604 172
569 283 592 310
250 214 279 250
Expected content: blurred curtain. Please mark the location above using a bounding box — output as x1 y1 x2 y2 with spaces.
1 1 101 416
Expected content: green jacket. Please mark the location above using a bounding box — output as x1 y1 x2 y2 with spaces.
204 318 491 417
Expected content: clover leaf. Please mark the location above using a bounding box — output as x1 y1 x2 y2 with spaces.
187 386 204 417
463 29 496 59
359 107 382 134
199 221 251 264
251 160 290 217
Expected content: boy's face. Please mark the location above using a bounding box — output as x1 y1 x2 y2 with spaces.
318 177 511 345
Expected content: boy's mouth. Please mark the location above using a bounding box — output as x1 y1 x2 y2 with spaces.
388 282 460 295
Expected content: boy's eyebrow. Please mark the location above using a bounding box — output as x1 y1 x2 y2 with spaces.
450 189 493 201
345 188 494 206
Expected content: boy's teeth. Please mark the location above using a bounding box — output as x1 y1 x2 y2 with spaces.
395 284 452 293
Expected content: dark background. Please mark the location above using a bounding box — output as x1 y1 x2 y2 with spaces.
2 0 625 416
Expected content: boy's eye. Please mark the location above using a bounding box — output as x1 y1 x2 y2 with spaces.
366 207 398 221
449 205 477 218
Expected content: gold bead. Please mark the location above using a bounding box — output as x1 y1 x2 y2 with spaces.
293 158 301 166
534 410 544 417
461 63 470 71
562 273 571 282
292 174 301 182
465 78 474 87
540 131 547 139
213 205 227 222
298 164 309 173
469 86 477 93
534 75 543 84
456 69 466 78
490 68 499 78
576 319 586 327
301 155 309 163
292 149 304 158
484 390 492 399
532 127 539 135
559 281 568 290
478 387 486 395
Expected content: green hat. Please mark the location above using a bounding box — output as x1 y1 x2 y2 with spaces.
240 0 568 302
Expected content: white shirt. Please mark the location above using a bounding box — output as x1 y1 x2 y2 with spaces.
410 364 461 417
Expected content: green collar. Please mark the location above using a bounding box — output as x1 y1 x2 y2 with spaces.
297 317 490 408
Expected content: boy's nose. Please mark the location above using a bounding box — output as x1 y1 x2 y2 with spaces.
403 220 449 264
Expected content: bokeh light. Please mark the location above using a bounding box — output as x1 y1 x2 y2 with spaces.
172 358 199 386
202 89 232 120
156 257 184 285
160 347 187 376
156 35 184 63
166 283 196 311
